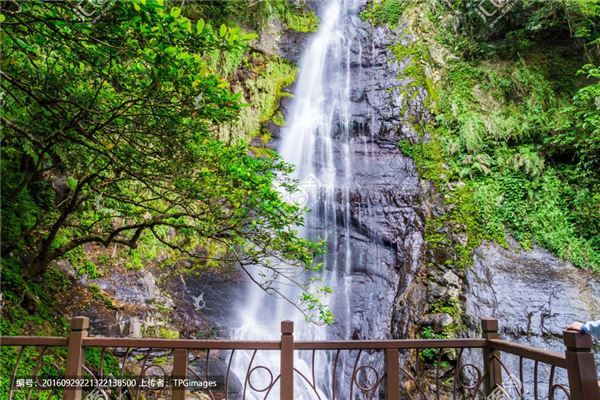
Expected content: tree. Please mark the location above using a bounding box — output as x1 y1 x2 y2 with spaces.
0 0 329 322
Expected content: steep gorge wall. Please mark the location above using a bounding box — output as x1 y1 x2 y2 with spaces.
375 0 600 379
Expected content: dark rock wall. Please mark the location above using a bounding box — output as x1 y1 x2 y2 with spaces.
464 240 600 377
327 13 425 340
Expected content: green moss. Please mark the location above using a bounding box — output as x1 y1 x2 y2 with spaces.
391 40 435 112
285 9 319 32
219 55 296 143
272 110 285 127
156 327 179 339
152 356 169 366
430 298 459 317
361 0 406 28
419 326 447 365
143 326 180 339
0 345 67 399
397 139 415 158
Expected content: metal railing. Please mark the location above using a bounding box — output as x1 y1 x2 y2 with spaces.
1 317 598 399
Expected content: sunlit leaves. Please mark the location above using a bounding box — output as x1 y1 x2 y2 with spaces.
196 18 205 34
0 0 326 313
169 6 180 18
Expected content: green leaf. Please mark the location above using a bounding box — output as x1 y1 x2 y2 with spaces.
66 177 78 191
170 7 180 18
240 33 258 41
196 18 205 34
219 24 227 37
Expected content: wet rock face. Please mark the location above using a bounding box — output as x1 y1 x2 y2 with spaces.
163 267 245 337
88 268 174 337
82 264 243 338
465 241 600 340
464 240 600 378
321 11 425 341
264 7 426 342
277 28 313 63
348 25 420 144
251 13 313 64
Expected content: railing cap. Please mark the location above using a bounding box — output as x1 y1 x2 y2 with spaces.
481 318 498 332
563 329 592 350
70 316 89 331
281 320 294 334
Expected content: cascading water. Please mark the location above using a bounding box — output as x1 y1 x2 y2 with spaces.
229 0 420 397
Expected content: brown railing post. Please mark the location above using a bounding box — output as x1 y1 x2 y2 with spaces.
280 320 294 400
173 348 188 400
64 316 89 400
385 349 400 400
563 330 600 400
482 318 502 396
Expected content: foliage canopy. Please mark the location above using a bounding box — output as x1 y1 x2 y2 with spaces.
1 0 328 321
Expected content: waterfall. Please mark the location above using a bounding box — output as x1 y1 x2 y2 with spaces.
229 0 392 398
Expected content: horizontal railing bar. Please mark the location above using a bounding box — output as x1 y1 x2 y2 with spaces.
82 338 488 350
0 337 490 350
488 339 566 368
0 336 568 369
294 338 488 350
82 338 281 349
0 336 69 346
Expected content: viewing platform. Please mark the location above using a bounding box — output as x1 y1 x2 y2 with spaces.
1 318 598 399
